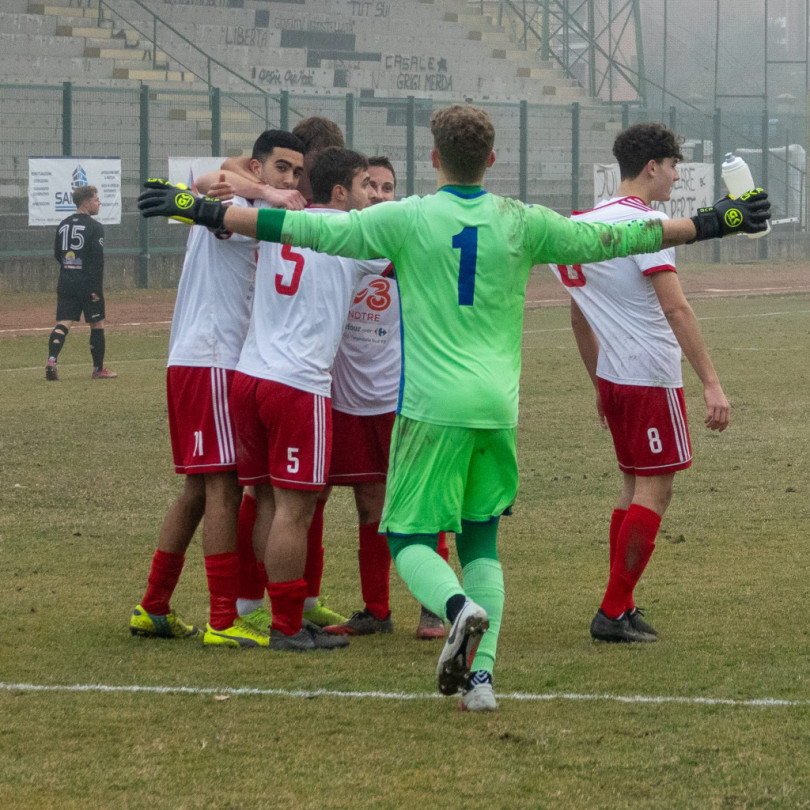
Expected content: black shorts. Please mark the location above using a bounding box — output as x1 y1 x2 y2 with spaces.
56 275 105 323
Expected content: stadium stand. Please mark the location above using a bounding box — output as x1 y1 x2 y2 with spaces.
1 0 626 289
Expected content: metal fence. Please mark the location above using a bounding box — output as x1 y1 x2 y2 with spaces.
1 81 807 288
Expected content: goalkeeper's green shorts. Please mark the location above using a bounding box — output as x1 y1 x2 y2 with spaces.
381 415 518 536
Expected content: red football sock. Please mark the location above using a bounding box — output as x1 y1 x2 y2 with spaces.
204 551 240 630
267 578 308 635
608 508 632 610
304 499 325 599
608 508 628 570
437 531 450 563
600 504 660 618
358 522 391 619
141 550 185 615
236 493 265 600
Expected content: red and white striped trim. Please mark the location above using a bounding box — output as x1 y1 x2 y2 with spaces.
312 394 327 483
666 387 691 464
210 367 235 466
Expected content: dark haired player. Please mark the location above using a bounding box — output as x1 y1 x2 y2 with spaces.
551 123 730 643
130 130 306 647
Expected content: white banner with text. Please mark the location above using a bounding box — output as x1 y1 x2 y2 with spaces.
28 157 121 226
592 163 714 218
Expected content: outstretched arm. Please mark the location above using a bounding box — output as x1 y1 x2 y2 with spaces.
138 184 770 257
651 270 730 432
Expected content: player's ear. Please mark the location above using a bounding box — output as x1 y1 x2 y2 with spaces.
430 149 441 170
248 158 263 180
486 150 496 169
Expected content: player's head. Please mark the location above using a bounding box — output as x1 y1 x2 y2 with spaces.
291 117 345 202
309 147 370 212
367 156 396 204
292 117 345 154
73 185 99 214
430 105 495 185
249 130 305 190
613 123 683 197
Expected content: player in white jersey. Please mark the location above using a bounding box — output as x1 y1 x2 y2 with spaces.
129 130 306 647
229 147 388 651
205 118 350 630
550 123 730 643
319 157 449 639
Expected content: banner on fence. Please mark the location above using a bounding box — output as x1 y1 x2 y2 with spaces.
28 157 121 226
593 162 714 218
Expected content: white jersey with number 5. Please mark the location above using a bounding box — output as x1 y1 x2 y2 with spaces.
168 195 258 370
550 196 682 387
236 207 389 397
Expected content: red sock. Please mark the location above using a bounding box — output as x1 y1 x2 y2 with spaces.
236 493 265 600
437 531 450 563
608 508 628 570
141 550 185 615
358 522 391 619
267 578 307 635
600 504 660 618
304 500 325 599
608 508 631 610
204 551 240 630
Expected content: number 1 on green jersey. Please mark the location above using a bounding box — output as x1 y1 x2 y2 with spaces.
452 226 478 306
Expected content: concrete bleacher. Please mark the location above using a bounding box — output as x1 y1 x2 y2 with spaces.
1 0 625 276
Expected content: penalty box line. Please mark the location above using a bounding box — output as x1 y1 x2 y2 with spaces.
0 681 808 708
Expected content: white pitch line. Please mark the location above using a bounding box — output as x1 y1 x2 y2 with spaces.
702 287 806 293
0 320 172 335
1 357 166 374
0 681 807 708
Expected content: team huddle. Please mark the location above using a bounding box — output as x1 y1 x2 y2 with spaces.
133 105 770 712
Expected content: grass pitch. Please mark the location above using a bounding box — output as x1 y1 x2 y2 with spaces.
0 290 809 809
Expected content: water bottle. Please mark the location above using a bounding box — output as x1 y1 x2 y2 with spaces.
720 153 771 239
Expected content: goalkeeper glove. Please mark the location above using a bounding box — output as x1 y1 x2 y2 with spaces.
688 188 770 242
137 179 227 229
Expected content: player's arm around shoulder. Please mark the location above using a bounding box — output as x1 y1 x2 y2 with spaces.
651 270 730 432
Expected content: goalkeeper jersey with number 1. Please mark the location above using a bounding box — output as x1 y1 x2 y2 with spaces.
260 186 664 430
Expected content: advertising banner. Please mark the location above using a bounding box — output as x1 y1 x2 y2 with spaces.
28 157 121 226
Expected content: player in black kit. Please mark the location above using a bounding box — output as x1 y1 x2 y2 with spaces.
46 185 117 381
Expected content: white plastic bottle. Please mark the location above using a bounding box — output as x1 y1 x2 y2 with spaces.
720 152 771 239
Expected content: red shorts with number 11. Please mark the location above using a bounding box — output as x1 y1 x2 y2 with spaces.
598 378 692 476
166 365 237 475
229 371 332 491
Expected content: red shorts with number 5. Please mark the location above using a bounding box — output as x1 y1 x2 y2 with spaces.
230 371 331 490
598 378 692 476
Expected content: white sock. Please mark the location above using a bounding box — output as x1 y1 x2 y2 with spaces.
236 598 263 616
303 596 319 612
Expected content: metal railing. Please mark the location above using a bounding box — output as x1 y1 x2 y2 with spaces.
1 83 806 285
